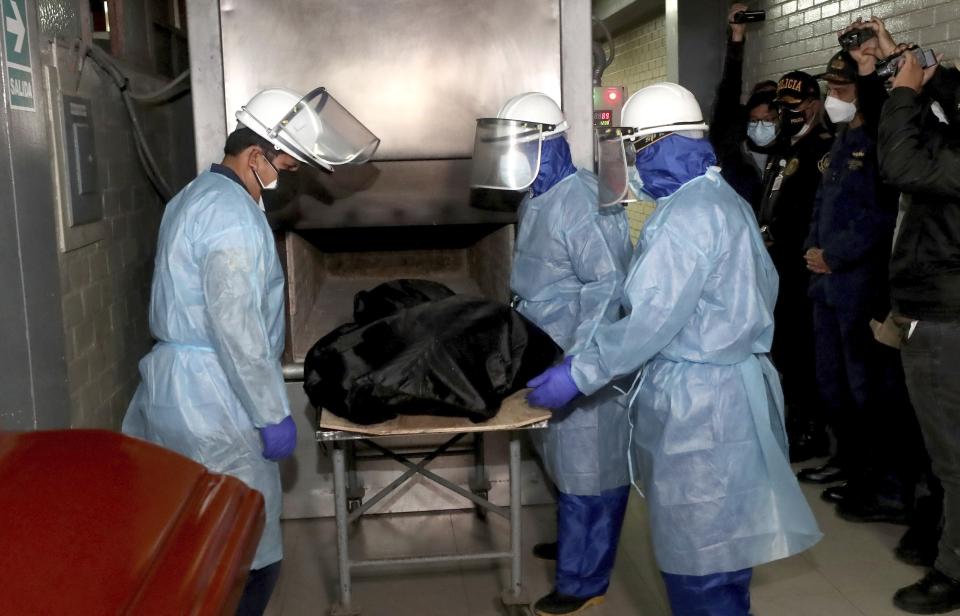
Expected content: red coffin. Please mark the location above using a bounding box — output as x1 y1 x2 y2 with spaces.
0 429 265 615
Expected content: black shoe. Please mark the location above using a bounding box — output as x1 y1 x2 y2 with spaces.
821 483 848 504
788 425 831 463
896 525 941 567
798 462 847 484
894 570 960 614
534 591 605 615
837 495 909 525
533 541 558 561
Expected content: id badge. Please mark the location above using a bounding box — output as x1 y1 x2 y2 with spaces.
771 172 784 193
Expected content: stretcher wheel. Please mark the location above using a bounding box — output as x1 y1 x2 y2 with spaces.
347 497 362 514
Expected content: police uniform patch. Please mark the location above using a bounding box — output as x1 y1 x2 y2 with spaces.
817 153 831 174
847 149 865 171
783 158 800 177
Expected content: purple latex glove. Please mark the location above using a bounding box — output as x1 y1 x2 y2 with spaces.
260 415 297 461
526 357 582 409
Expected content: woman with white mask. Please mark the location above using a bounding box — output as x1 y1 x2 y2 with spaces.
710 3 780 208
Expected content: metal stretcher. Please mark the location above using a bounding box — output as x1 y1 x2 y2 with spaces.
316 391 550 616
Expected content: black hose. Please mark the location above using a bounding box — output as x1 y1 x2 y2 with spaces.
596 18 615 67
128 69 190 105
592 18 616 86
85 45 175 201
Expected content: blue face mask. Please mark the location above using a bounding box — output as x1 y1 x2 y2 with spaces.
531 136 577 197
634 134 717 200
747 120 777 147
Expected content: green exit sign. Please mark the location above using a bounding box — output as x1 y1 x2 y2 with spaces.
3 0 34 112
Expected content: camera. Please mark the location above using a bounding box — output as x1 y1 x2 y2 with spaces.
876 47 938 79
732 9 766 23
838 29 876 49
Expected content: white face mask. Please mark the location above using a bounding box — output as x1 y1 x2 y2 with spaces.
253 169 279 191
747 120 777 147
825 96 857 124
253 155 280 191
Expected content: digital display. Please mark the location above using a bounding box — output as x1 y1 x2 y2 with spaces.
594 110 613 126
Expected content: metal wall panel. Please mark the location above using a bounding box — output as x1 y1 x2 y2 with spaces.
187 0 226 171
0 55 35 429
0 1 69 429
666 0 726 117
561 0 593 169
220 0 562 160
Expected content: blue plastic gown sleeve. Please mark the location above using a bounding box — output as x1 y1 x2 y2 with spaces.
200 225 290 428
564 214 624 355
571 223 713 396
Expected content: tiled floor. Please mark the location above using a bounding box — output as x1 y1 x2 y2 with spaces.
265 474 938 615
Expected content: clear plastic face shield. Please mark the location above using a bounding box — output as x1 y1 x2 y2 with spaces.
469 118 552 191
264 87 380 170
596 127 637 206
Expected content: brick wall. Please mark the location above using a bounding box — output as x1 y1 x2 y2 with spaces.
53 52 194 428
624 199 657 242
743 0 960 92
601 13 667 240
602 14 668 96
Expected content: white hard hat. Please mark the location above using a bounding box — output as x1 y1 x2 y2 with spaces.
621 83 708 139
496 92 568 137
236 88 313 164
236 87 380 172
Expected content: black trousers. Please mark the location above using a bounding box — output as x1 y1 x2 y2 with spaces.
236 562 281 616
773 274 821 432
876 341 927 482
902 321 960 579
814 301 926 484
812 300 877 468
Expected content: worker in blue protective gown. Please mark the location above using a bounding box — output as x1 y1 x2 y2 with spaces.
527 83 822 616
471 92 633 616
123 87 379 616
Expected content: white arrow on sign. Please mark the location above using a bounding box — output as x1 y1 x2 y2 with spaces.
6 0 25 55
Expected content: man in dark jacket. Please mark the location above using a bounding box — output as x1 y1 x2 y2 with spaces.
803 48 912 521
759 70 835 465
709 3 778 207
879 49 960 614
